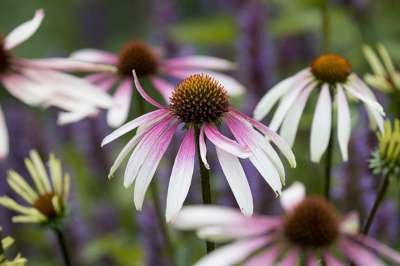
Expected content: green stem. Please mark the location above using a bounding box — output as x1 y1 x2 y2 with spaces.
0 230 5 263
322 0 331 53
194 127 215 253
362 174 390 235
53 227 71 266
324 125 334 200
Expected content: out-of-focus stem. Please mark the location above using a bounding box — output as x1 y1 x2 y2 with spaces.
322 0 331 52
53 227 71 266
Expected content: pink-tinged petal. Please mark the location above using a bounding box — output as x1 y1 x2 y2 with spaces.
165 55 235 71
216 147 253 216
19 58 116 73
310 84 332 162
108 123 155 179
307 254 321 266
0 105 9 159
132 70 164 108
226 115 283 194
339 239 384 266
166 69 244 96
280 84 313 147
280 182 305 213
324 252 344 266
244 244 281 266
123 116 175 187
70 49 118 64
150 76 174 102
204 124 250 158
172 205 245 230
269 78 315 131
166 127 196 222
340 211 360 234
133 122 177 210
352 235 400 264
279 248 300 266
254 69 312 121
85 73 112 84
107 79 132 128
0 73 54 105
101 109 170 146
195 237 269 266
57 108 98 125
199 126 210 169
231 110 296 167
4 9 44 50
92 75 118 92
336 85 351 161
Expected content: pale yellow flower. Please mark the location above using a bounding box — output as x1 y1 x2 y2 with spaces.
0 227 27 266
0 150 70 224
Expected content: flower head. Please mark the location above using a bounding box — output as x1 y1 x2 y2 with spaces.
254 53 385 162
0 227 27 266
71 40 244 128
363 44 400 93
102 71 296 222
0 151 70 225
0 9 114 159
370 119 400 177
173 182 400 266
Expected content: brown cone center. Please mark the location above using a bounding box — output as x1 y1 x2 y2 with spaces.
311 54 351 83
33 193 58 218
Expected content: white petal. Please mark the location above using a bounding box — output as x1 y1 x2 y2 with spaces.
199 126 210 169
280 84 313 147
4 9 44 50
107 79 133 128
70 49 118 64
57 108 98 125
19 58 116 73
310 84 332 162
166 128 195 222
165 56 235 71
0 105 9 159
336 85 351 161
280 181 305 213
340 212 359 234
216 147 253 216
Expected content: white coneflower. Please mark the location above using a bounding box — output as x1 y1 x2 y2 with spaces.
0 150 70 224
254 53 385 162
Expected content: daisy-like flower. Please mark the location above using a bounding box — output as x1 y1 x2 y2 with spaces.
102 71 296 222
70 40 244 127
173 182 400 266
0 227 27 266
363 44 400 93
254 54 385 162
0 150 70 224
0 9 113 159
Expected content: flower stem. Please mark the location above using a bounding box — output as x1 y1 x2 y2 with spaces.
53 227 71 266
362 174 390 235
322 0 330 52
150 182 177 265
0 230 5 263
324 123 335 200
194 127 215 253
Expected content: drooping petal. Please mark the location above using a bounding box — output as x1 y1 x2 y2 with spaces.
133 123 177 210
339 239 384 266
101 109 170 146
165 56 235 71
107 79 133 128
166 127 195 222
269 78 315 131
150 76 174 102
253 69 312 121
0 105 9 159
4 9 44 50
352 235 400 264
70 49 118 64
310 84 332 162
132 70 164 108
243 245 281 266
204 124 250 158
280 181 305 213
199 126 210 169
194 237 269 266
19 58 116 73
336 85 351 161
280 84 313 147
216 147 253 216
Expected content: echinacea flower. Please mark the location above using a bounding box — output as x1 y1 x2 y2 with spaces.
71 40 244 127
102 71 296 222
363 44 400 93
254 54 385 162
0 227 27 266
0 9 113 159
0 150 70 224
173 182 400 266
